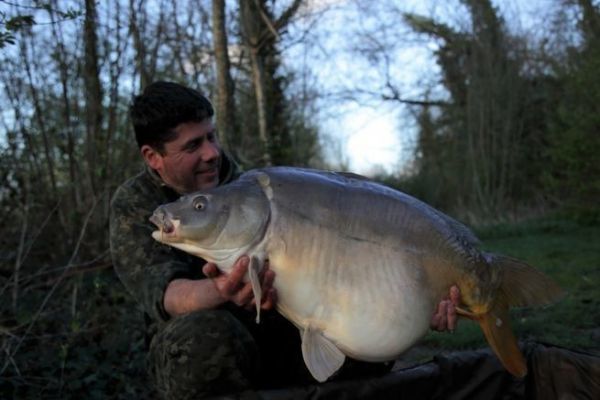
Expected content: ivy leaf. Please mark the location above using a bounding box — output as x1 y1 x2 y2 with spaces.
0 31 16 49
5 15 36 31
58 8 83 20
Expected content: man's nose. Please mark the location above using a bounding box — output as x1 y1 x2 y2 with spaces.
201 141 220 162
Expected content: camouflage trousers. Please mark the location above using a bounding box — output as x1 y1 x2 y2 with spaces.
147 307 393 399
147 307 314 399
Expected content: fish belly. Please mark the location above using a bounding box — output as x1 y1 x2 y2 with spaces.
268 224 436 362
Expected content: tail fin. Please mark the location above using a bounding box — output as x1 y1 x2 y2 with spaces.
487 253 565 308
462 254 564 377
478 297 527 377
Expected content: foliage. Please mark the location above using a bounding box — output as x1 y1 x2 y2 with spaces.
403 0 600 221
0 13 34 48
1 267 154 398
0 3 82 49
544 0 600 222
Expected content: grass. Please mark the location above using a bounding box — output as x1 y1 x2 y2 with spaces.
415 217 600 361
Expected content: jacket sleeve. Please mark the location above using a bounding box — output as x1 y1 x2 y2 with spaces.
109 184 196 322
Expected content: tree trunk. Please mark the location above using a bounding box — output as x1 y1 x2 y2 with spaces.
129 0 150 88
103 0 125 212
239 0 271 165
20 39 58 201
238 0 303 166
84 0 103 196
49 2 82 216
249 47 271 165
212 0 239 157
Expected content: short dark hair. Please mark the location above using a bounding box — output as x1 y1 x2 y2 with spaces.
130 81 214 152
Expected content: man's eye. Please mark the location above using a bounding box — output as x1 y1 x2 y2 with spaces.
186 142 201 152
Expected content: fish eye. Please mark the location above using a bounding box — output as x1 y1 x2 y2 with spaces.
193 196 208 211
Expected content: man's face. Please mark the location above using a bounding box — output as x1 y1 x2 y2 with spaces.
142 119 222 194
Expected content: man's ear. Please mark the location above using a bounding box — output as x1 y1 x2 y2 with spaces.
141 144 163 170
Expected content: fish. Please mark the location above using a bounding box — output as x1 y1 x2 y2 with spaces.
149 166 563 382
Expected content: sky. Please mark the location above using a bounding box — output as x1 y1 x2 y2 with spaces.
343 106 403 174
284 0 552 175
281 0 449 175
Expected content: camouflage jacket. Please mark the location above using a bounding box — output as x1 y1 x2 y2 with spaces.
109 153 240 333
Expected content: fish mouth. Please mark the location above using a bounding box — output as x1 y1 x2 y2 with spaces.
149 209 178 242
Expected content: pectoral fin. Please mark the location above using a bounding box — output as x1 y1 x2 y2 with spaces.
248 256 262 323
301 324 345 382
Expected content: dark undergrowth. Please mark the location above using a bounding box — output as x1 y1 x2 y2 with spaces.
2 217 598 398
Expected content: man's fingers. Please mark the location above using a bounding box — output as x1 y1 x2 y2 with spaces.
214 256 275 309
449 285 460 306
432 300 448 331
222 257 249 294
438 300 448 330
262 268 275 290
429 286 461 332
233 282 255 306
246 287 277 312
447 302 457 331
202 263 219 278
250 288 277 311
437 299 448 315
261 288 277 310
256 259 271 282
447 285 459 331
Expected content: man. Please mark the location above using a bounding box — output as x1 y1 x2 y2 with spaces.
109 81 460 399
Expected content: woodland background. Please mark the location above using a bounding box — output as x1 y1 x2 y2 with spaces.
0 0 598 398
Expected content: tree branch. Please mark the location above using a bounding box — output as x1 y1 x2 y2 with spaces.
381 93 450 107
1 193 102 375
274 0 303 31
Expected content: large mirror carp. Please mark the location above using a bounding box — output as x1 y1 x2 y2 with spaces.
150 167 563 382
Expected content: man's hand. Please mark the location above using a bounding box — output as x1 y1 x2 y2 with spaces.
430 285 460 332
163 256 276 318
203 256 277 311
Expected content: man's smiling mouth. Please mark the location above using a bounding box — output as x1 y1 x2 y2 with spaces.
197 166 218 174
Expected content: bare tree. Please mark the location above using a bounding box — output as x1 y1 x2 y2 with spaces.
48 1 82 216
238 0 303 165
83 0 104 197
212 0 239 157
129 0 166 89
